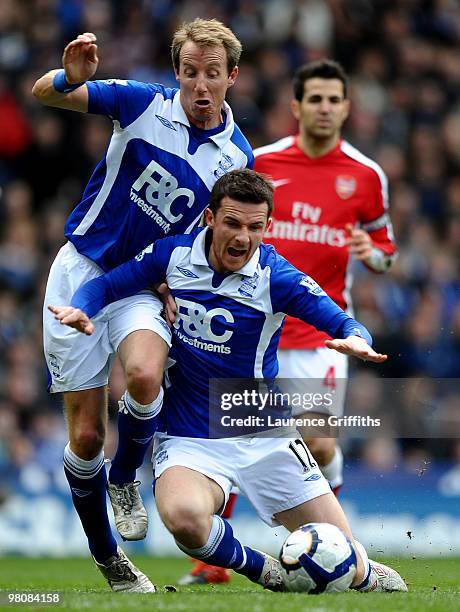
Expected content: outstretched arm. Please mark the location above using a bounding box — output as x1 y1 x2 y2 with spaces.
271 259 387 362
325 335 387 363
32 32 98 112
47 239 174 334
48 305 94 335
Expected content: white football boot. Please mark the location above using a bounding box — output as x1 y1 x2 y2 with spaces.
94 546 156 592
107 480 148 541
252 550 286 591
359 560 408 592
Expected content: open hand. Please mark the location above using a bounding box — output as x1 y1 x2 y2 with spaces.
325 335 387 363
62 32 98 84
155 283 177 327
48 305 94 335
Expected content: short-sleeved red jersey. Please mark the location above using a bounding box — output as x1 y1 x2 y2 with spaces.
254 135 397 349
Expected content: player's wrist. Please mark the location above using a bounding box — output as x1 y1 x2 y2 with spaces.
53 69 86 93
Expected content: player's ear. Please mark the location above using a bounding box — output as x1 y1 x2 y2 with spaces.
291 98 300 120
204 208 214 227
265 217 272 233
342 98 350 122
227 65 238 88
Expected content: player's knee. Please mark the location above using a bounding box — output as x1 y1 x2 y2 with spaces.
162 504 209 545
306 439 335 466
70 426 105 458
125 363 162 402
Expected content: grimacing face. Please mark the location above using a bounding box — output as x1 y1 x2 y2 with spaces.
205 197 271 273
176 41 238 130
291 77 350 143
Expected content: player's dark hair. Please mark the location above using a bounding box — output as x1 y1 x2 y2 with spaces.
208 169 274 217
293 59 348 101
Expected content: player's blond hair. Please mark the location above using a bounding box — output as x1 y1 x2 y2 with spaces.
171 18 242 74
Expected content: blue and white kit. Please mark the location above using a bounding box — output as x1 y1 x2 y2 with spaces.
43 79 253 392
70 227 373 524
72 227 371 437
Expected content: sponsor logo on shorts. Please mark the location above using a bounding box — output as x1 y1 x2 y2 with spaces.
48 354 61 379
156 450 169 465
303 473 322 482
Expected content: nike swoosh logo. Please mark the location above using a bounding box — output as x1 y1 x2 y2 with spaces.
272 178 291 188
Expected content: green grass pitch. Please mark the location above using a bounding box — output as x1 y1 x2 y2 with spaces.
0 556 459 611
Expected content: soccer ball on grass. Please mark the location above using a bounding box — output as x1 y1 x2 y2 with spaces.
279 522 357 593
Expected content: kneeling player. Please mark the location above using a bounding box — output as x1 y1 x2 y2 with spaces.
49 169 407 592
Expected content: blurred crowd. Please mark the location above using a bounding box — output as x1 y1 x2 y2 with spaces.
1 0 460 491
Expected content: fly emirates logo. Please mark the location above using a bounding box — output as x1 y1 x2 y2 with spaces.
174 298 233 355
265 201 346 247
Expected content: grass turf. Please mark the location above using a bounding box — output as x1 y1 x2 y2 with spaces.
0 556 458 611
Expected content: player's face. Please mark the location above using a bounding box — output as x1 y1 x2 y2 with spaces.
176 42 238 129
291 78 350 142
205 197 271 273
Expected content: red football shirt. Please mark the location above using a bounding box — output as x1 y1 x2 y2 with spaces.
254 136 397 349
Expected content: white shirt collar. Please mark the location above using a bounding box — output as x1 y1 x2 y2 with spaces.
190 227 260 277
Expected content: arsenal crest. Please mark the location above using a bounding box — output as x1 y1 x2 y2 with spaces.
335 175 357 199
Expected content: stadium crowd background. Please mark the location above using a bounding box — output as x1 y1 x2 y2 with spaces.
1 0 460 500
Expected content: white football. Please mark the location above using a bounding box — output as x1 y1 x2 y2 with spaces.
279 522 357 593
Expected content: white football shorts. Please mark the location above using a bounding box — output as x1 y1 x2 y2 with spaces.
43 242 172 393
153 433 330 527
277 348 348 417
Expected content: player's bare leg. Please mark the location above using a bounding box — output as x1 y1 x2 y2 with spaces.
108 330 168 541
63 387 155 592
155 466 283 590
178 489 237 585
274 492 407 592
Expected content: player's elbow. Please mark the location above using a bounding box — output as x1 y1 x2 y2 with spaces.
31 78 49 103
32 71 60 105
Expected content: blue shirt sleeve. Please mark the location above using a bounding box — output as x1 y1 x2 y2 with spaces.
71 238 174 318
270 254 373 346
86 80 176 128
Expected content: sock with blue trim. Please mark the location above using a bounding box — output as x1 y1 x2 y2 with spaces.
320 446 344 490
352 540 372 590
63 443 117 563
176 515 265 581
109 388 163 485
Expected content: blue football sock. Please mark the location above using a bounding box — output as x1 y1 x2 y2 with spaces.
176 515 265 581
109 389 163 485
63 443 117 563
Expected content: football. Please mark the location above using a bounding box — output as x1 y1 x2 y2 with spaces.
279 522 357 593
